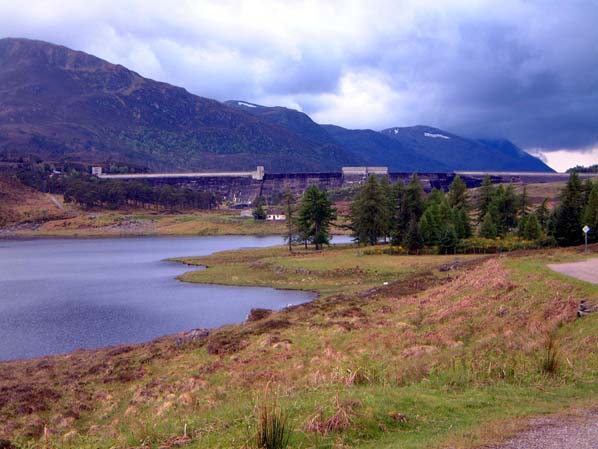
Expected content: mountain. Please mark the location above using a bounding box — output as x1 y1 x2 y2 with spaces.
224 100 339 147
0 38 553 173
380 126 553 172
0 38 357 172
225 101 447 171
226 102 552 173
475 139 552 172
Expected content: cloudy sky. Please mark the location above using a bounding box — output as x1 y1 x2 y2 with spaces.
1 0 596 171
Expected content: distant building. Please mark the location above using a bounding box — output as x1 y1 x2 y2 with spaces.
266 209 286 221
91 166 103 176
341 166 389 176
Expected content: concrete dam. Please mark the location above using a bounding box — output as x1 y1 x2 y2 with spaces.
94 166 596 206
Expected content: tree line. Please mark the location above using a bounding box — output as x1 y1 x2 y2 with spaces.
279 172 598 252
349 172 598 250
62 178 220 210
16 165 220 210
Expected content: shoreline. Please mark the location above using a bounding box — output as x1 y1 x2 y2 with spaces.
0 237 326 363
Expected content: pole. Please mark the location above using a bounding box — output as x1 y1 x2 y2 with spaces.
585 232 588 253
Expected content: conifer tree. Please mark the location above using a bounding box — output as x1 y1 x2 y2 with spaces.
297 185 336 250
479 210 498 239
553 172 585 246
390 180 408 245
379 175 394 241
419 205 441 245
349 175 388 245
477 175 495 221
522 214 541 240
448 175 471 238
535 198 550 231
392 175 424 247
491 184 518 235
582 182 598 243
448 175 468 210
406 174 425 221
438 225 458 254
427 188 445 207
404 216 423 252
519 185 531 216
282 187 296 252
252 196 267 220
454 208 472 239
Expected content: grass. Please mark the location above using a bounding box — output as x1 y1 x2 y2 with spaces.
175 245 476 297
1 245 597 449
0 174 70 226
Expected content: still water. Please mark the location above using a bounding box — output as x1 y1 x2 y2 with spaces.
0 236 349 361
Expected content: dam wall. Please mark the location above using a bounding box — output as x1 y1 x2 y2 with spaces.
95 167 598 206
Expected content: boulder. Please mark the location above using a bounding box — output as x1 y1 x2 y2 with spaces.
247 308 272 322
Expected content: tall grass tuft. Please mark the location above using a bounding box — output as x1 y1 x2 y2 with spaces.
541 334 560 376
253 400 291 449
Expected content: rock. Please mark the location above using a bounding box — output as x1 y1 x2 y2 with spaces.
175 328 210 346
247 308 272 322
577 300 597 318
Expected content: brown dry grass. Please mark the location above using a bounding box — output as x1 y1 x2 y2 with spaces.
0 174 70 226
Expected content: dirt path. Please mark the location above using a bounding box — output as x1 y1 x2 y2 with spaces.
46 194 65 210
484 409 598 449
548 258 598 284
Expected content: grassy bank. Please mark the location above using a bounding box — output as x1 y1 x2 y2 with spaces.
0 209 291 238
1 245 597 449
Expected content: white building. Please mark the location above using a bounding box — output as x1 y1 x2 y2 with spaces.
266 210 286 221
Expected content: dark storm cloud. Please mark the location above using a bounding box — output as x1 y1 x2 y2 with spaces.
0 0 596 160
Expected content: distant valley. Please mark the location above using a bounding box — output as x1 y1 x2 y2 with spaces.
0 38 553 173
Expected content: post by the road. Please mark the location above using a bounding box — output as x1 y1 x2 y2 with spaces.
583 225 590 253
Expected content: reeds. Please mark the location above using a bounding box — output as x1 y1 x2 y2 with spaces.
541 334 560 376
253 398 290 449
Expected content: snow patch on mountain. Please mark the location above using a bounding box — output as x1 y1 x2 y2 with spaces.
237 101 257 108
424 132 450 140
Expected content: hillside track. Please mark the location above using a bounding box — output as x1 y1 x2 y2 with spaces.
548 258 598 284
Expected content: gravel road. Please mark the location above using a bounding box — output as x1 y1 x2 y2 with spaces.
482 410 598 449
548 258 598 284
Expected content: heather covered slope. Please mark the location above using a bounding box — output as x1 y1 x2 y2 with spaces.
1 245 596 448
0 38 356 172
